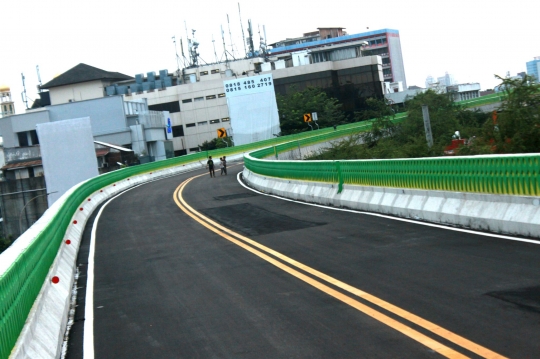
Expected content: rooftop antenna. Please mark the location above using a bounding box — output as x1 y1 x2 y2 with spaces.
21 73 29 109
36 65 42 93
263 25 269 60
258 24 266 57
247 19 255 57
212 34 218 63
172 36 181 78
238 3 247 57
180 37 188 67
227 14 236 58
221 25 229 65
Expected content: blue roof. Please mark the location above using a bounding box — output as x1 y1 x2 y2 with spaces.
269 29 399 55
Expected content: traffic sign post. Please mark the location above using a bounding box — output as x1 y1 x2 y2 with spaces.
303 113 312 122
312 112 319 129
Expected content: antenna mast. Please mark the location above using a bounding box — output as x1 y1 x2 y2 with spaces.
21 73 29 109
247 19 255 57
238 3 247 57
212 34 218 63
172 36 181 78
221 25 229 65
227 14 235 58
36 65 42 93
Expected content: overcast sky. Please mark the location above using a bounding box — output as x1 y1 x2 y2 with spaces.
1 0 538 115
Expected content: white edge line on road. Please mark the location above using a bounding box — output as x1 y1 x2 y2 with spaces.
236 172 540 245
82 165 230 358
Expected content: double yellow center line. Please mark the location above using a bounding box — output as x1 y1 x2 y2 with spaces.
173 175 507 359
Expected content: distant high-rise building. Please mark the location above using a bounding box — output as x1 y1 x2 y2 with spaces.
526 57 540 82
0 85 15 117
269 28 407 88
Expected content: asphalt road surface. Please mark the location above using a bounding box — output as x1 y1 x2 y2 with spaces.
66 163 540 358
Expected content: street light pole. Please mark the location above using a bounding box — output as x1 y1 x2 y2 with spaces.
18 191 57 235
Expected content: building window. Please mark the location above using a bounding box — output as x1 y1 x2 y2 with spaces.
148 101 180 113
210 119 220 124
17 132 29 147
182 99 192 103
172 125 184 137
221 117 230 122
211 69 220 74
186 123 196 128
198 121 208 125
174 149 187 156
200 71 209 76
189 147 199 152
218 93 226 98
30 130 39 145
194 97 204 102
206 95 216 100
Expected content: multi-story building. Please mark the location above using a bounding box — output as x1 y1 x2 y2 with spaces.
0 64 173 180
0 85 15 117
115 53 384 155
268 27 407 89
526 57 540 82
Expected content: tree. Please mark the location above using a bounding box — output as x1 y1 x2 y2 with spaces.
308 91 490 160
480 75 540 153
199 139 217 151
276 86 345 135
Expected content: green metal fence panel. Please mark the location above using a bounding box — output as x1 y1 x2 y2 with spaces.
0 92 515 358
246 153 540 197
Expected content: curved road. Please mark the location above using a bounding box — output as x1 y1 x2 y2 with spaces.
66 164 540 358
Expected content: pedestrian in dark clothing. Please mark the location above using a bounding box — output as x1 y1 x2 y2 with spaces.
222 156 227 175
206 156 216 177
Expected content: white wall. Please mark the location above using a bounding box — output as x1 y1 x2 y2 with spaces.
49 80 105 105
36 117 99 205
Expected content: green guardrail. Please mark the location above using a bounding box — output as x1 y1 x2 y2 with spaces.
246 150 540 196
0 114 389 359
0 92 505 359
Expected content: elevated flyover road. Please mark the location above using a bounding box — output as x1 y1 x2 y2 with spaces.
69 164 540 358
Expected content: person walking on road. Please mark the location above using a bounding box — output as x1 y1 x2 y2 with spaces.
206 156 216 178
222 156 227 175
219 157 226 176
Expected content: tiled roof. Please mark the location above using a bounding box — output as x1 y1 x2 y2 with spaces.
2 160 43 171
95 148 110 157
41 63 133 89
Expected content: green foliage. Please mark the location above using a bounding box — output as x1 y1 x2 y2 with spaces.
200 137 233 150
480 75 540 154
216 137 233 149
309 91 492 160
356 98 397 148
0 235 14 254
277 86 345 135
199 139 217 151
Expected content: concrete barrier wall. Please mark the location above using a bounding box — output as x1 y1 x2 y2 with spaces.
242 168 540 239
9 155 244 359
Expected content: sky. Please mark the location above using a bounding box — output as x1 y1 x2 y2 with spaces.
1 0 538 115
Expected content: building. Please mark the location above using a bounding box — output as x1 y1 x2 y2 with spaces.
0 64 173 180
116 53 384 155
268 28 407 89
40 63 133 105
0 85 15 117
526 57 540 82
446 83 481 101
425 72 457 90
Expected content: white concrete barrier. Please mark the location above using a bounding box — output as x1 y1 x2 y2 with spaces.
242 168 540 239
8 154 244 359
